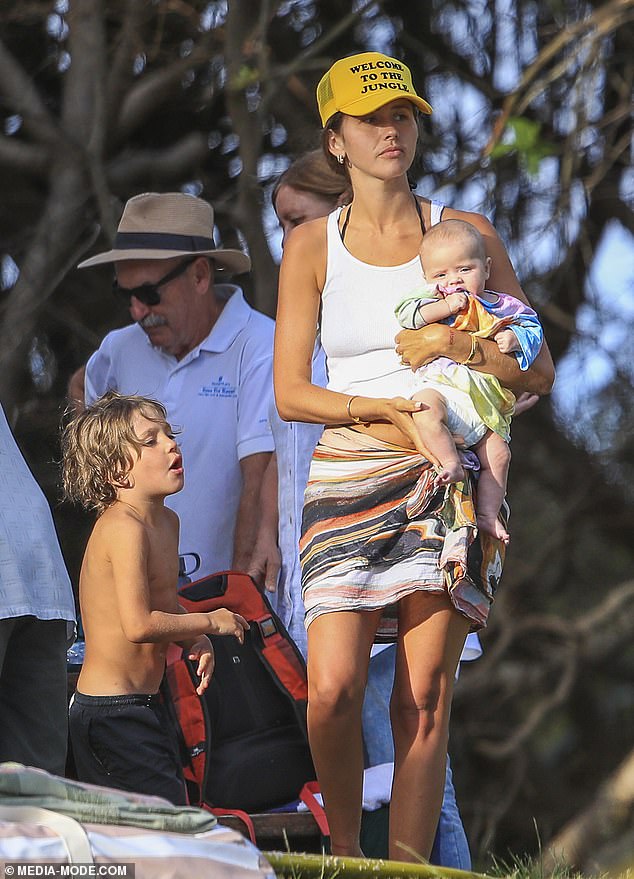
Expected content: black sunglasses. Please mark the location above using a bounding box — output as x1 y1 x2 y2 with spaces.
112 257 198 306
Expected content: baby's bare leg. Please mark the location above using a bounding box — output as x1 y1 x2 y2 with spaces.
472 431 511 544
412 390 464 485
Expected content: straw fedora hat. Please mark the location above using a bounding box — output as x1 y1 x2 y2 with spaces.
77 192 251 275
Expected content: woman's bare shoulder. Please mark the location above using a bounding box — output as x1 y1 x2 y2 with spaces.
280 215 329 290
440 205 497 234
284 214 329 252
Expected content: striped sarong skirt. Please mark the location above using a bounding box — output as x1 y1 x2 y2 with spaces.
300 428 507 634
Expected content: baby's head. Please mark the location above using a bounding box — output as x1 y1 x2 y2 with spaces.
419 219 491 297
62 391 176 514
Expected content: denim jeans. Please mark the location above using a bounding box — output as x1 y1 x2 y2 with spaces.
362 645 471 869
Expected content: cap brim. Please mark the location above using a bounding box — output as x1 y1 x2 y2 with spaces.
342 93 432 117
77 247 251 275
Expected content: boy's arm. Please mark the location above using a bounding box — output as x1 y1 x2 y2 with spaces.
175 604 201 651
175 606 215 695
184 634 215 695
109 518 247 643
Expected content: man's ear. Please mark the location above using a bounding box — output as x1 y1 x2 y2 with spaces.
192 256 213 291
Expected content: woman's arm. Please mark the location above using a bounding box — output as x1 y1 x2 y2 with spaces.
275 220 427 451
396 322 551 395
396 208 556 396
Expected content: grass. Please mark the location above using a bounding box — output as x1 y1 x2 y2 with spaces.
265 851 634 879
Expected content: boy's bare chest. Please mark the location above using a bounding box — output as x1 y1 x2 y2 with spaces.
146 523 180 604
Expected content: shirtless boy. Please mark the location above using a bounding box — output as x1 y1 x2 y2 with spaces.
62 391 247 803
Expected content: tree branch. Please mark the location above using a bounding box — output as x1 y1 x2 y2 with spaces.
484 0 634 156
543 746 634 871
106 132 210 191
0 135 49 175
0 36 60 145
114 39 218 143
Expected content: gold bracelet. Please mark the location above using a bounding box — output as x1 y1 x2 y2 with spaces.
346 395 364 425
460 335 478 365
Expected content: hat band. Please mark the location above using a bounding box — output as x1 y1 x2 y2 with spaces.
114 231 216 252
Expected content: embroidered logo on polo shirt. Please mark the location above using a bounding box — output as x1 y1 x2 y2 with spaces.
199 375 237 398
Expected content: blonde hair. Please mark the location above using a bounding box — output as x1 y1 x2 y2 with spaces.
420 219 487 268
61 391 174 514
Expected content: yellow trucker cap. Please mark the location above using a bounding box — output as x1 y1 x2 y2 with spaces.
316 52 432 127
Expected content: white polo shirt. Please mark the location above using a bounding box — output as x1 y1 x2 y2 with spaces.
85 285 275 577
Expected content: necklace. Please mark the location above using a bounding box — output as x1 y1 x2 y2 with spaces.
339 193 426 243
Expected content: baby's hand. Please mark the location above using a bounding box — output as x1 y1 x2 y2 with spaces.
187 635 215 695
445 291 468 314
206 608 249 642
494 328 520 354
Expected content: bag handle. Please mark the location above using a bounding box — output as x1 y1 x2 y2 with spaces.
205 806 256 844
0 805 94 862
298 782 330 837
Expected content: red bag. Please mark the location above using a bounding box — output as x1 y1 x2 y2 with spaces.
165 572 324 830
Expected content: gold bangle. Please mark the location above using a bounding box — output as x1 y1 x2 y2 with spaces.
460 335 478 365
346 395 364 425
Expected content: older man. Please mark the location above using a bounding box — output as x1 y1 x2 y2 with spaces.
78 192 274 577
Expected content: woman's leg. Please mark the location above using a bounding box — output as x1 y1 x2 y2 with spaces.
429 755 472 869
307 608 382 857
389 591 470 862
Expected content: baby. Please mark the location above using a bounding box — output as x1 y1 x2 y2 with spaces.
62 390 248 802
395 219 543 543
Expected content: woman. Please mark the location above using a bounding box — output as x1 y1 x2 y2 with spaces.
274 51 554 861
250 149 480 866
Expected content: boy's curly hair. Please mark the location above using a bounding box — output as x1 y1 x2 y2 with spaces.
61 390 174 514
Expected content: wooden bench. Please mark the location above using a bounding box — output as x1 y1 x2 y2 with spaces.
218 806 390 857
217 810 325 852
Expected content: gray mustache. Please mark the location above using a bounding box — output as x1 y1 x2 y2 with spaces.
138 314 167 329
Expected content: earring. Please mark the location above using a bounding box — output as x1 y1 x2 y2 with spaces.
337 154 345 165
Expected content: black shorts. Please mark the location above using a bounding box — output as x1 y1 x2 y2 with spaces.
69 691 186 805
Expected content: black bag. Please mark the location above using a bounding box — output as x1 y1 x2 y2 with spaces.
165 571 316 813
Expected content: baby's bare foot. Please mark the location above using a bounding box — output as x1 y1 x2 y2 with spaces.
477 513 510 544
435 461 465 486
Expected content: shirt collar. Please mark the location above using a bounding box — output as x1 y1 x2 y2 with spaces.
198 284 249 354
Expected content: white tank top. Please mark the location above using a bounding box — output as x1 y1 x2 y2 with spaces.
321 200 444 399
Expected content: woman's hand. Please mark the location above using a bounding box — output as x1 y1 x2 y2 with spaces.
514 392 539 416
350 395 439 465
395 323 449 370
